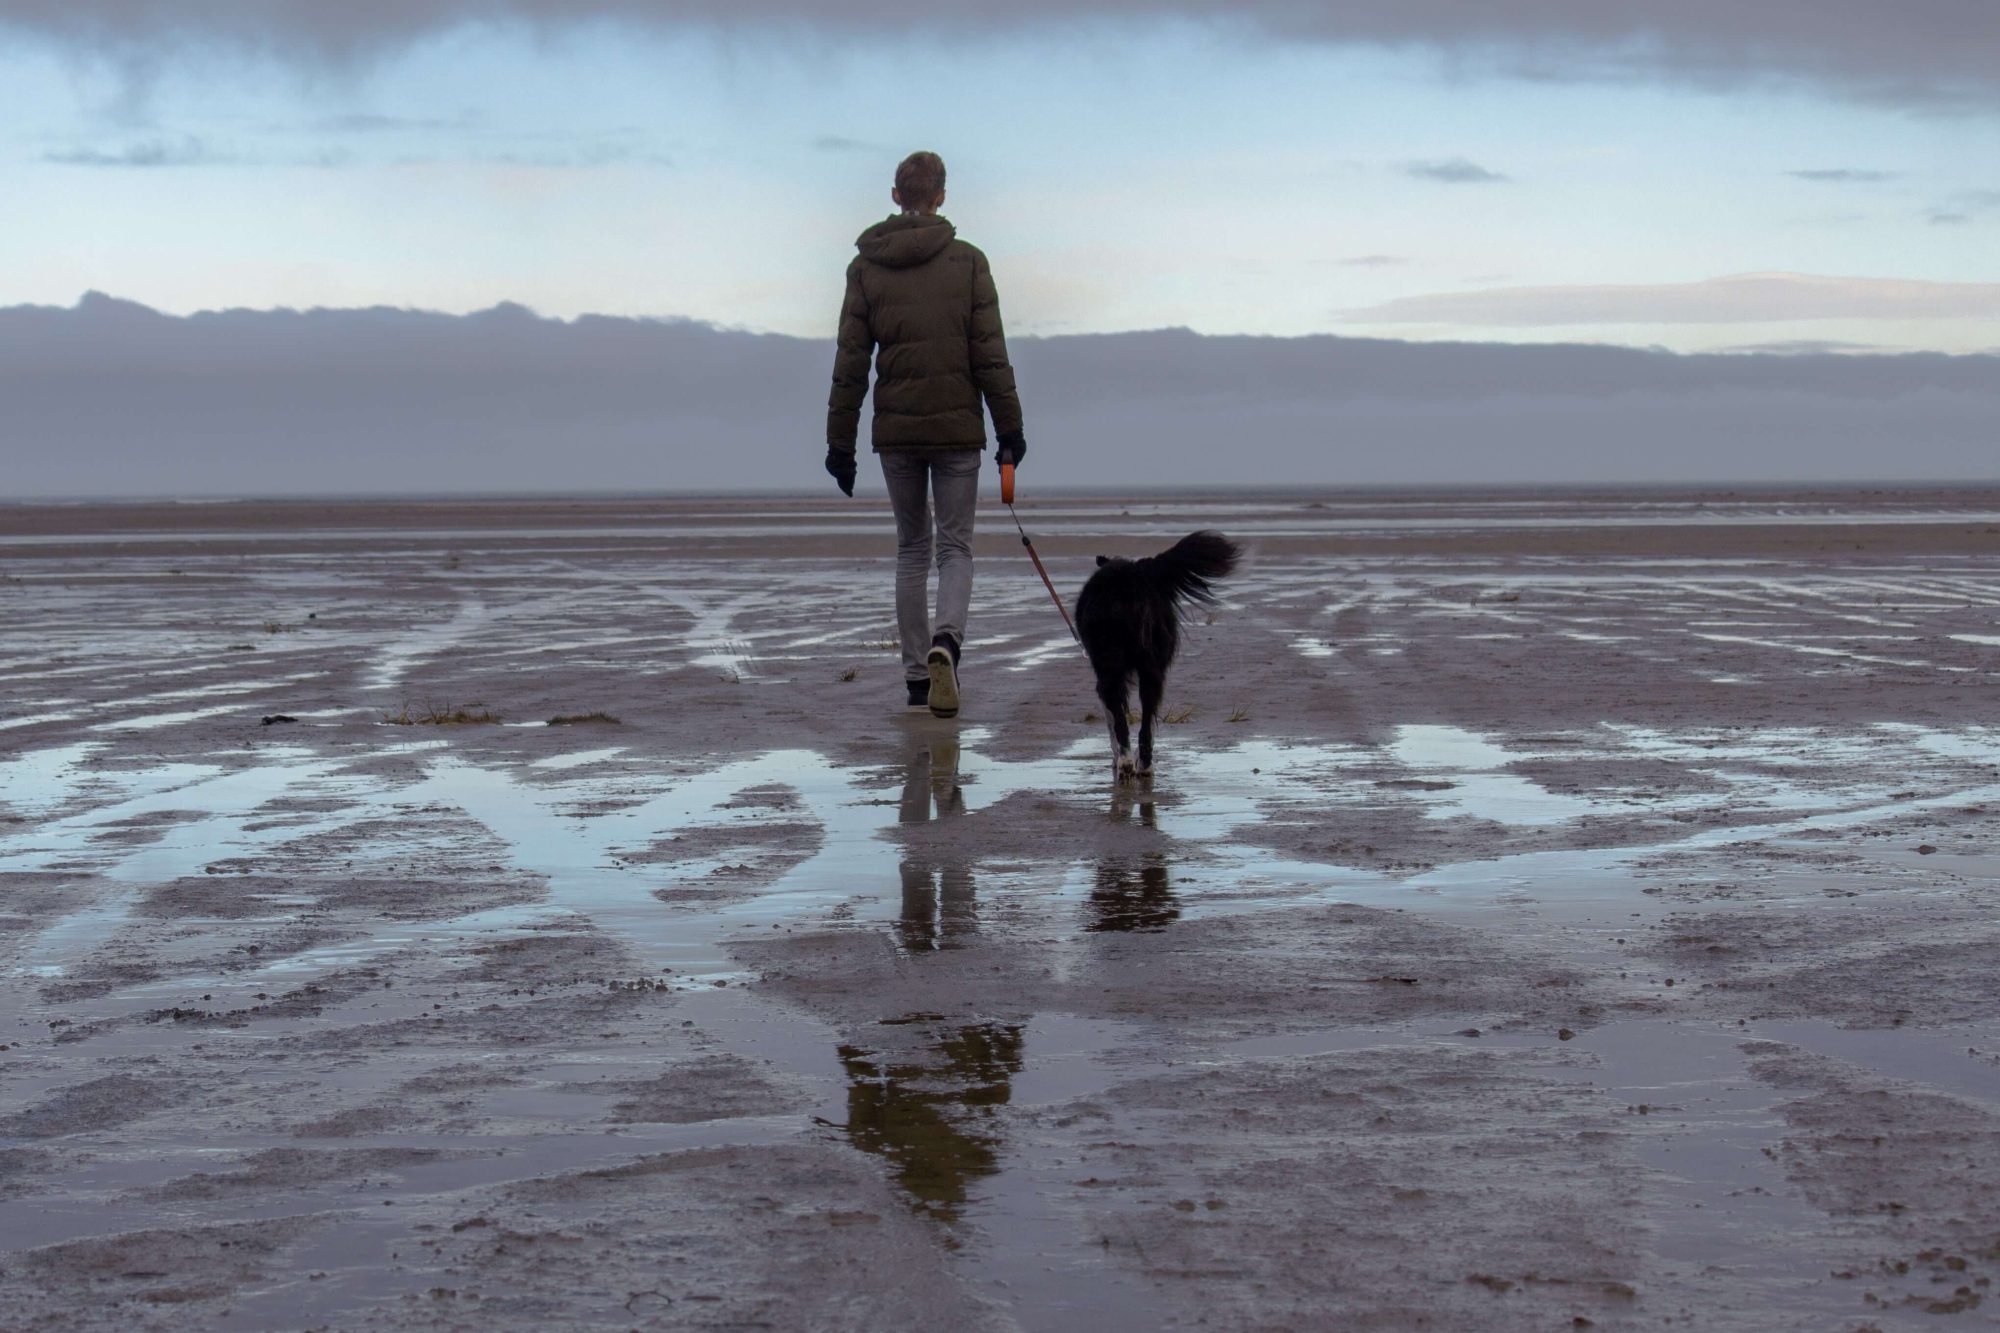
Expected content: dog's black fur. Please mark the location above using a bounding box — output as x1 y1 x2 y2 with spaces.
1076 530 1240 779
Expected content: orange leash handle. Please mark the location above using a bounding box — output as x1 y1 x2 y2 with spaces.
1000 461 1015 505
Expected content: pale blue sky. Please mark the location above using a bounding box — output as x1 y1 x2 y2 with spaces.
4 14 1996 351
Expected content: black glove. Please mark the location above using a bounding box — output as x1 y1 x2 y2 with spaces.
825 446 856 497
995 431 1026 468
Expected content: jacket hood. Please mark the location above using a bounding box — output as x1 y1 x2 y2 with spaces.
856 213 956 269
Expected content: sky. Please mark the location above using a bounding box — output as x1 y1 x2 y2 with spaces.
3 2 1997 354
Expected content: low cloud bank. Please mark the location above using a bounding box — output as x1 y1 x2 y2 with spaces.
3 293 1996 497
1340 272 2000 327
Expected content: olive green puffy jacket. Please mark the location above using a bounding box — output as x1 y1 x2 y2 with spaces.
826 213 1025 452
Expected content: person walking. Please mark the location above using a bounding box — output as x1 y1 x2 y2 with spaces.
826 150 1026 719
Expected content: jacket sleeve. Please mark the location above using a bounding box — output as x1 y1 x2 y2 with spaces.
969 250 1024 440
826 259 872 450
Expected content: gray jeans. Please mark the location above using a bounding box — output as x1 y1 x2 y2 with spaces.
881 449 981 681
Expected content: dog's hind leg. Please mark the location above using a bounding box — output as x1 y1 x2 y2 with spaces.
1097 675 1133 780
1135 669 1164 776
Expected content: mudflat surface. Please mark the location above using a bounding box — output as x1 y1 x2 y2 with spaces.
3 488 2000 1330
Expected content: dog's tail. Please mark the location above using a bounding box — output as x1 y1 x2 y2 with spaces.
1146 530 1240 609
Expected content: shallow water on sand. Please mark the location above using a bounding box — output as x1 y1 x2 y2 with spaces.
10 718 1991 987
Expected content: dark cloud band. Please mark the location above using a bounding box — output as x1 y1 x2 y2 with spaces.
1403 158 1508 184
2 2 1996 106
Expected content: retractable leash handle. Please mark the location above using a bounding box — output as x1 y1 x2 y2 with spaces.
1000 461 1016 505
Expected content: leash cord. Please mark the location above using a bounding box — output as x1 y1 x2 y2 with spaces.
1007 502 1080 644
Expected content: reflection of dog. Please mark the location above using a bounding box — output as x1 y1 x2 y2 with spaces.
1087 855 1179 932
1076 530 1240 780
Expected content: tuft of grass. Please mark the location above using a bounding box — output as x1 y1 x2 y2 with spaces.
425 705 502 725
383 702 502 726
837 667 859 682
261 620 295 634
1090 707 1196 724
547 711 621 726
1226 707 1250 724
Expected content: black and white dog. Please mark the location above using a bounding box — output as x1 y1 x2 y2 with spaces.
1076 530 1240 781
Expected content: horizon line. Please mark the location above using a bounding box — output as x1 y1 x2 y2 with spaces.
14 290 2000 363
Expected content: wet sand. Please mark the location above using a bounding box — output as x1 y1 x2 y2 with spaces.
3 488 1999 1330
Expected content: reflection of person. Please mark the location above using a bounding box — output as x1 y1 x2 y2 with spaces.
897 736 975 951
838 1021 1025 1222
825 150 1027 719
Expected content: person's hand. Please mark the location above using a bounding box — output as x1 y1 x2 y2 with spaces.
995 432 1027 468
825 446 856 497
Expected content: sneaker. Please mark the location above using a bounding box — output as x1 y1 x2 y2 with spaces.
926 634 961 719
905 678 931 711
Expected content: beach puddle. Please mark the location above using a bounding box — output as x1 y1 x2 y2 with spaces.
1755 1019 2000 1109
87 705 253 732
825 1004 1907 1326
819 1007 1176 1324
1083 855 1179 932
0 710 83 732
1389 723 1599 825
9 718 2000 995
1559 1023 1832 1287
837 1019 1025 1225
